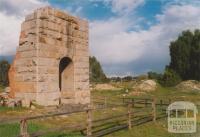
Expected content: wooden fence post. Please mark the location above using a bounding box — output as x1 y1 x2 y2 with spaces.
169 99 171 105
152 98 156 122
20 119 29 137
86 107 92 136
145 99 148 107
104 97 107 108
128 103 132 129
160 100 163 107
132 98 134 107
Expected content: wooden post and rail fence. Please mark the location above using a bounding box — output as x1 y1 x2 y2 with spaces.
0 97 175 137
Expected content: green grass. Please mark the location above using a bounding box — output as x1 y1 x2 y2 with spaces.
0 122 84 137
0 106 27 112
0 123 20 137
143 84 200 103
106 119 200 137
108 82 200 103
0 122 42 137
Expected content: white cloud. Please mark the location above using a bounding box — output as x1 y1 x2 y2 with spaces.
89 4 200 74
75 6 83 14
0 13 22 56
90 17 141 64
88 0 144 15
1 0 200 76
104 0 144 14
0 0 49 16
0 0 49 56
64 6 83 17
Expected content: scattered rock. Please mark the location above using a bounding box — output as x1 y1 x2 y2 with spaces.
0 92 8 98
0 89 22 107
15 99 22 106
59 115 68 118
7 100 15 108
30 105 36 110
176 80 200 91
6 98 22 108
112 108 117 111
4 87 10 93
133 80 157 92
122 94 127 97
22 99 31 107
0 91 9 106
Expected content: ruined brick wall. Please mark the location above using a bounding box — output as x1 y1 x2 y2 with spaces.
9 7 90 106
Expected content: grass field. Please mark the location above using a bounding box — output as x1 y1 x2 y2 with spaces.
92 82 200 104
106 119 200 137
0 122 83 137
92 82 200 137
1 81 200 137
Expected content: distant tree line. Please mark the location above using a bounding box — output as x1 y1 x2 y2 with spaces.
110 76 135 82
110 75 149 82
148 29 200 86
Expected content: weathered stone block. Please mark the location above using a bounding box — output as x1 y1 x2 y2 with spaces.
25 12 36 21
36 91 60 106
15 58 37 67
17 44 36 52
74 90 90 104
14 75 24 82
21 20 37 31
19 34 36 46
74 62 89 68
15 66 36 74
23 74 37 82
19 50 37 58
14 82 36 93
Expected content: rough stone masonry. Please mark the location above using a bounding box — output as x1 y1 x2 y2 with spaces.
8 7 90 106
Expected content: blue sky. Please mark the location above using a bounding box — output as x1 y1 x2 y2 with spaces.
1 0 200 76
48 0 163 27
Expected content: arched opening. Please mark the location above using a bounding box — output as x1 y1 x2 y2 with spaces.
59 57 74 92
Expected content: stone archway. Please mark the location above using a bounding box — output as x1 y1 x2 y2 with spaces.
59 57 74 93
9 7 90 106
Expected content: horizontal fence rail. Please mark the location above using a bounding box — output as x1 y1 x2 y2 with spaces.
1 97 197 137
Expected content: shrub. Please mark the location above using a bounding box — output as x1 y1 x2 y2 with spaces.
159 68 182 87
148 71 163 80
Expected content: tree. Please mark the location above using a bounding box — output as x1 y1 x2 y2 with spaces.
169 30 200 81
148 71 162 80
89 56 108 83
160 68 182 87
122 76 133 81
190 30 200 80
0 60 10 86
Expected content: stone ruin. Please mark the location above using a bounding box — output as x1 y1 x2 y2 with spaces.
8 7 90 107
